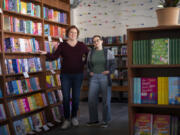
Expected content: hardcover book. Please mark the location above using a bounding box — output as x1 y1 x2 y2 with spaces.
151 38 169 64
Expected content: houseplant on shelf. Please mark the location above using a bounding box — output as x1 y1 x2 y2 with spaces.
156 0 180 25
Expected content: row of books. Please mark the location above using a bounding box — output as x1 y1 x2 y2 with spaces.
51 105 64 121
6 77 40 96
44 24 66 38
0 104 6 120
46 75 61 88
132 38 180 65
5 58 42 74
133 77 180 105
134 113 179 135
44 41 59 53
110 47 119 55
0 125 10 135
84 35 127 45
120 45 127 55
0 63 1 75
46 59 61 70
44 41 61 70
8 93 47 116
4 16 42 35
48 89 63 104
111 69 128 80
13 111 46 135
0 88 2 98
4 37 40 53
3 0 41 17
43 7 67 24
118 57 128 67
108 46 127 56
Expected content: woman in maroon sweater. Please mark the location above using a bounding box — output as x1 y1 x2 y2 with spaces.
40 25 89 129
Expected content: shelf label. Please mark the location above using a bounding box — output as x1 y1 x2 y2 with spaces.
50 70 55 74
47 122 54 127
59 37 63 43
48 36 52 42
0 8 2 13
43 125 50 131
27 131 36 135
55 119 61 123
23 72 29 78
34 127 42 132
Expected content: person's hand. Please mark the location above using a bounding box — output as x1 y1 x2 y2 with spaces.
90 72 94 76
39 50 47 55
102 71 110 75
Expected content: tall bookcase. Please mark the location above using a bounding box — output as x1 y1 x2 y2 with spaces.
128 26 180 135
0 0 70 134
82 42 128 94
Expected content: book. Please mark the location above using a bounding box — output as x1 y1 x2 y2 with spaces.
168 77 180 104
151 38 169 64
141 78 157 104
13 120 26 135
0 104 6 120
153 114 170 135
134 113 153 135
0 88 2 98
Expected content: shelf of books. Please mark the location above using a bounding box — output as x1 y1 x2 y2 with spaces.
83 36 128 92
0 0 70 134
127 26 180 135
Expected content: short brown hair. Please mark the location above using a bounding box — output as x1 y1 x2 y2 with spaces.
66 25 80 38
92 35 103 41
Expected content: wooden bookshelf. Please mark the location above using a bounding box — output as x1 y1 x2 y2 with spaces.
127 26 180 135
0 0 70 134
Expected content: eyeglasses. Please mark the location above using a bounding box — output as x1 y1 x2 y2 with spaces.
93 39 100 44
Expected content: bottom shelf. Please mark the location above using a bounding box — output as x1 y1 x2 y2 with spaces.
133 112 180 135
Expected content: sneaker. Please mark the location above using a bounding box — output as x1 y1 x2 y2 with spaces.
61 120 71 130
100 122 108 128
86 121 99 126
71 117 79 127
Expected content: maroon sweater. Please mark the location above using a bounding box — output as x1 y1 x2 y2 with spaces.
46 41 89 74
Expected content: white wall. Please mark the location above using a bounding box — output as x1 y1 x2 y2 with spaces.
71 0 160 39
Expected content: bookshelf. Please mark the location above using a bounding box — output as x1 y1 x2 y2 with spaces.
82 42 128 94
0 0 70 134
128 26 180 135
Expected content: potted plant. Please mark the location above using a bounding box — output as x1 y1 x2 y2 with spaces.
156 0 180 25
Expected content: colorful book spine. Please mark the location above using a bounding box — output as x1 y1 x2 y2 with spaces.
0 125 10 135
0 104 6 120
141 77 157 104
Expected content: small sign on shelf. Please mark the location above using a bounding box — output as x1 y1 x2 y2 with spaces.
23 72 29 78
59 37 63 43
48 36 52 42
43 125 50 131
50 70 56 74
47 122 54 127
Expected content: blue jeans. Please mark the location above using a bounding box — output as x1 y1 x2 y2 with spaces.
60 73 83 119
88 74 111 123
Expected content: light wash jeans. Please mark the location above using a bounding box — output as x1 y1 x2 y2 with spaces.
88 73 111 123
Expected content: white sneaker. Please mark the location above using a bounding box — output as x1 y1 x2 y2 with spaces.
71 117 79 127
61 120 71 129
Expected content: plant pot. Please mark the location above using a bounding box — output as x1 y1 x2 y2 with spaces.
156 7 180 26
